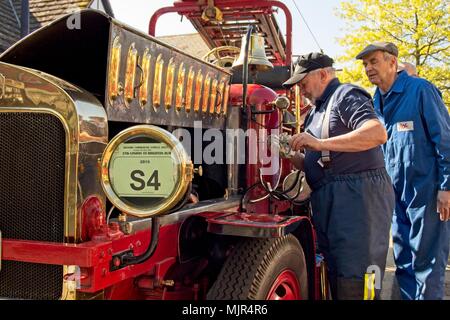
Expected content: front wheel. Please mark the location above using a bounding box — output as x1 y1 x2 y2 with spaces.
207 234 308 300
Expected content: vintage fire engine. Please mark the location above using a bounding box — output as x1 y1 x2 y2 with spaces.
0 0 328 300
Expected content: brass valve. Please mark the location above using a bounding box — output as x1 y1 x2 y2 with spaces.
194 166 203 176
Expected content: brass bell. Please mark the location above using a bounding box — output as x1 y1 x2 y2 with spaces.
231 34 274 72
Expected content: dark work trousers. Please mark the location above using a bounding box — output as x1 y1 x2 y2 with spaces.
310 168 395 300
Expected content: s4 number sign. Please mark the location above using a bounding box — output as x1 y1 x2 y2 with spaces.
109 143 177 198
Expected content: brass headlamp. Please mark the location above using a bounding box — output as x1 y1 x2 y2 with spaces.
101 125 193 218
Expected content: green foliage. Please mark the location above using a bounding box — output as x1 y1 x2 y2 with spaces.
335 0 449 109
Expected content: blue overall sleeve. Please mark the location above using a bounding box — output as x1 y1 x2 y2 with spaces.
419 83 450 190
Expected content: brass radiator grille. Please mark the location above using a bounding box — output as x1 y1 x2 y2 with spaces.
0 112 66 299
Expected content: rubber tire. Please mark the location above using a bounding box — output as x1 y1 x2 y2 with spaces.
207 234 308 300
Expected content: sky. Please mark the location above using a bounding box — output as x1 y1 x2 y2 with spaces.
108 0 346 59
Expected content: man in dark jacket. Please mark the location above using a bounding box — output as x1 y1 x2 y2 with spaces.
282 52 395 299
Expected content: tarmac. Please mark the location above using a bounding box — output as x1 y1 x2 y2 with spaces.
381 237 450 300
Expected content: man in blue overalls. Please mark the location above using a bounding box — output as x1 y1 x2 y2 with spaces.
357 42 450 300
283 52 395 299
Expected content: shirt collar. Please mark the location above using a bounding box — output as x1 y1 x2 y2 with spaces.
376 70 408 97
316 78 341 107
390 70 408 93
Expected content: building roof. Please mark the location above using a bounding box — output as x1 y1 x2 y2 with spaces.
157 33 210 59
0 1 21 52
0 0 113 52
28 0 91 31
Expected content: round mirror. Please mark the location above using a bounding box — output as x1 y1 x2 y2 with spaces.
202 46 241 69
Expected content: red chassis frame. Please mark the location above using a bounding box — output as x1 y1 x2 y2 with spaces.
2 222 178 295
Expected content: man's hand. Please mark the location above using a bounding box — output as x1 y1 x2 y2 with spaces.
269 133 295 158
290 132 323 151
437 190 450 222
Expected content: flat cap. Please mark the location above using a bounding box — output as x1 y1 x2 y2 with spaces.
355 41 398 59
283 52 334 88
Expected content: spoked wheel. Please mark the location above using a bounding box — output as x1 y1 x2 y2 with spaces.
202 46 241 68
207 234 308 300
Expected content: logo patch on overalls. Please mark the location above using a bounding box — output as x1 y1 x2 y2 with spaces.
397 121 414 132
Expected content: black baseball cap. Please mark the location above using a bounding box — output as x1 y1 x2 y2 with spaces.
355 41 398 59
283 52 334 88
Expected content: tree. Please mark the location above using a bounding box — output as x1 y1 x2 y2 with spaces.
336 0 449 107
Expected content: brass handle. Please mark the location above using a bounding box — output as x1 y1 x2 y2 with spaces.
194 166 203 177
0 73 5 99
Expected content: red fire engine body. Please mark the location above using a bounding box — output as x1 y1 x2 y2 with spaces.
0 0 327 300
